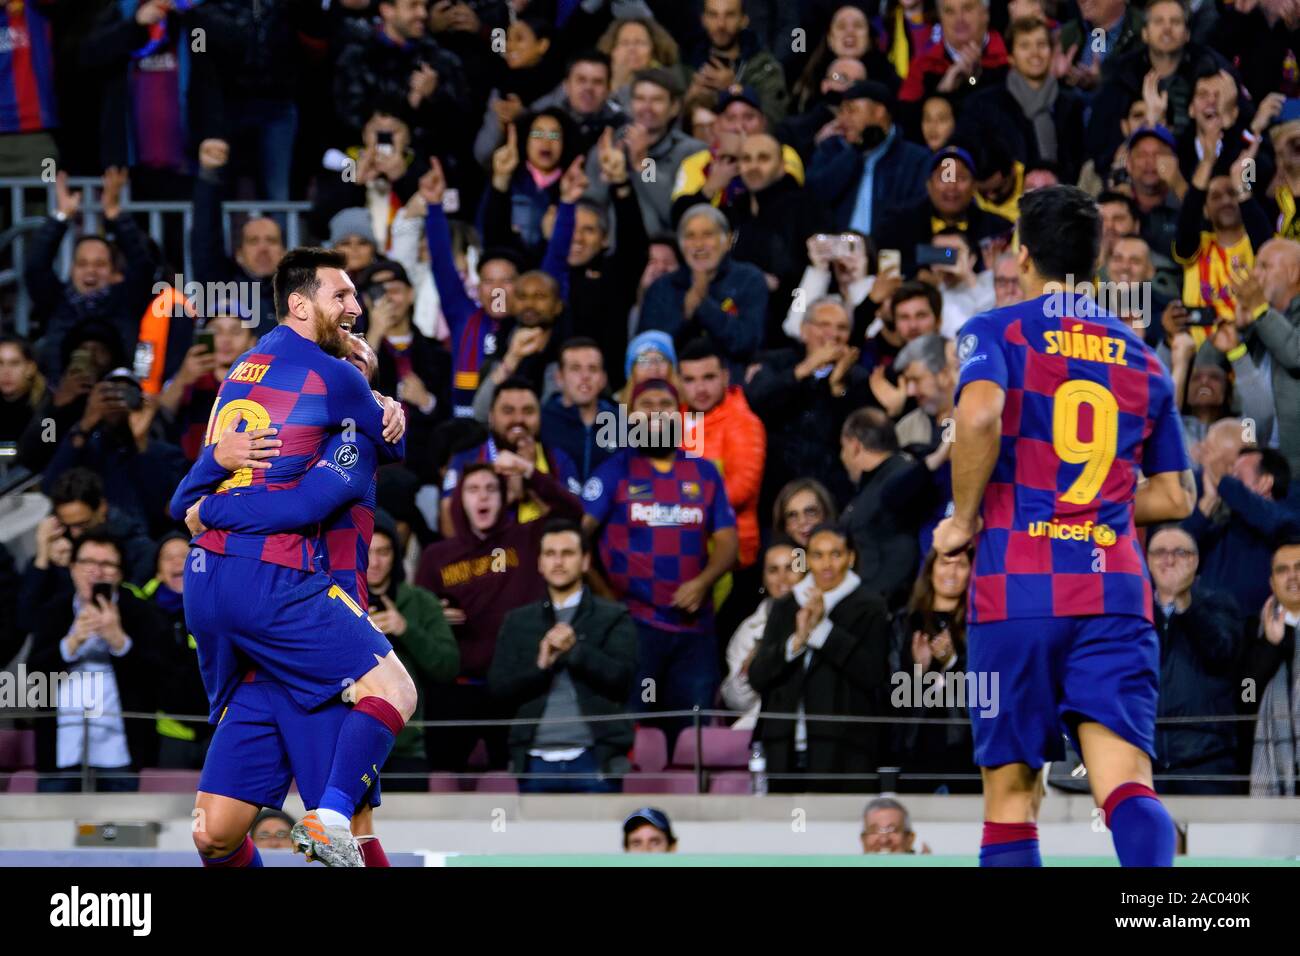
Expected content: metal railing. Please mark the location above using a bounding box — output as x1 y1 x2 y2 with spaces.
0 705 1272 796
0 177 312 336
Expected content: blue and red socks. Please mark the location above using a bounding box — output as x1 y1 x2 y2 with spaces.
318 696 405 823
980 821 1041 867
1102 782 1175 866
202 835 263 868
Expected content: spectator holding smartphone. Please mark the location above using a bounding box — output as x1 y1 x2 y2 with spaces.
157 314 257 461
27 530 164 792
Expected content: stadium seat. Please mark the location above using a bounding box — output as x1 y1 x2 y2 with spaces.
5 770 37 793
707 771 752 794
0 728 35 771
632 725 668 772
138 769 202 793
472 772 519 794
427 773 464 793
621 771 698 794
671 727 751 769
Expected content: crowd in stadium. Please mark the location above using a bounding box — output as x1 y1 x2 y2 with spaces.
0 0 1299 798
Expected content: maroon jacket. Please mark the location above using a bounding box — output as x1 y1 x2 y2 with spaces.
416 470 582 679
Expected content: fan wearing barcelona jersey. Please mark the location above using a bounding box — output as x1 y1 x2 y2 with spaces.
933 186 1196 868
581 378 737 744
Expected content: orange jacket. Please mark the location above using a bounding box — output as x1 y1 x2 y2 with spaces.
136 287 194 395
692 386 766 568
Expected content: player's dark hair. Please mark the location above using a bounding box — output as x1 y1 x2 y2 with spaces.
1145 0 1189 17
567 49 611 77
49 467 105 511
273 247 347 321
677 337 724 366
72 234 125 275
575 199 610 236
559 336 605 367
933 226 978 259
1005 16 1051 50
842 406 899 454
1097 190 1141 224
1240 446 1291 501
806 522 853 550
540 517 589 553
890 280 942 322
251 808 295 834
1274 535 1300 556
72 527 122 563
1017 185 1101 282
493 376 541 405
459 461 502 497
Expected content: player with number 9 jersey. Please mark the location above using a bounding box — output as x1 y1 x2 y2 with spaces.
935 186 1194 869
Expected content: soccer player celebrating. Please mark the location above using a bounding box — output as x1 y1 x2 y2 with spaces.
172 248 415 867
933 186 1196 867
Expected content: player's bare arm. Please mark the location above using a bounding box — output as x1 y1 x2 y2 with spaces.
1133 468 1196 525
934 379 1005 555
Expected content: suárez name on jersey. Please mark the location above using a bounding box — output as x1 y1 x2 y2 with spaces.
629 502 705 526
1042 326 1128 366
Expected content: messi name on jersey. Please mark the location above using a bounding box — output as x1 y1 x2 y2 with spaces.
629 502 706 527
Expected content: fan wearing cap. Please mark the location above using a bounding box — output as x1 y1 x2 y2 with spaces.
41 366 188 540
1265 99 1300 242
581 377 737 744
873 145 1013 276
358 258 452 477
622 807 678 852
328 207 380 280
805 79 930 241
670 84 805 222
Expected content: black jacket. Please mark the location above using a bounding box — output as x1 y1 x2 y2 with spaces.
488 589 637 775
744 346 873 509
956 80 1088 185
1153 584 1243 776
1086 42 1232 170
26 215 157 381
332 19 473 150
887 609 977 793
748 583 892 791
28 587 165 772
874 197 1014 277
190 169 278 337
374 325 453 479
563 181 649 390
841 453 922 609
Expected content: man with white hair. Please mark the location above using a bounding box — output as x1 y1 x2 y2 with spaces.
639 203 767 378
860 797 926 854
1231 239 1300 479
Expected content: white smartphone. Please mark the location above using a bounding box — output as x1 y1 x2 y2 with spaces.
443 188 460 214
878 248 902 277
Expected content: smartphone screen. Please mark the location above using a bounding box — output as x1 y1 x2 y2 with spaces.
92 582 114 604
194 330 215 354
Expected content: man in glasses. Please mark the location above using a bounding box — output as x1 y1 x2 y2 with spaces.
26 530 165 792
860 797 926 854
1146 524 1242 794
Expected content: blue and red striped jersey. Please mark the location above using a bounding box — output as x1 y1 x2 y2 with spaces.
582 449 736 634
192 324 389 572
955 291 1189 624
0 1 57 134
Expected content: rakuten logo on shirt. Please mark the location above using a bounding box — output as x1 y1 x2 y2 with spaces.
629 503 705 527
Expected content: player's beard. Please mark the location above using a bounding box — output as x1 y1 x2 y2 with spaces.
311 304 350 359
